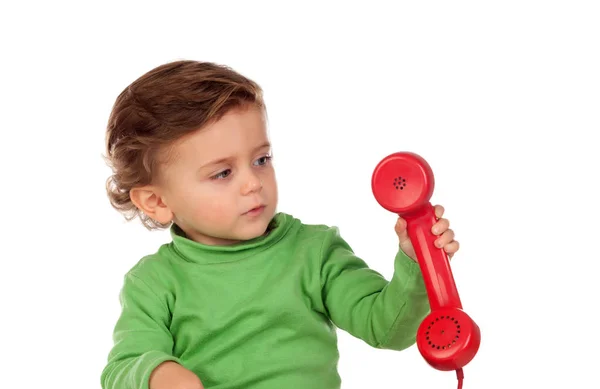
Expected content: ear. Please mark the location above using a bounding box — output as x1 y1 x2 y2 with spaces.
130 185 173 224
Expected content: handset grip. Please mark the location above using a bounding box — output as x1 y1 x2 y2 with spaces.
404 202 462 311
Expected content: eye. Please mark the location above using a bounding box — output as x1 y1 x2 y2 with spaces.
254 155 272 166
212 169 231 180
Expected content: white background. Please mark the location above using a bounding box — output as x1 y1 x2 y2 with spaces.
1 1 599 388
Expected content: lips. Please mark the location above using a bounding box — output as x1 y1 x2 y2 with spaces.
244 205 265 215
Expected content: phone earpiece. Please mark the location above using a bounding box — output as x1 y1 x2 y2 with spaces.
371 151 435 214
371 151 480 376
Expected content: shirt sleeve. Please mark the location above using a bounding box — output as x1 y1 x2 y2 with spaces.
319 226 431 351
100 271 182 389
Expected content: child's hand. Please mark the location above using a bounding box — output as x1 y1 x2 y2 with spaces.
395 204 459 262
149 361 204 389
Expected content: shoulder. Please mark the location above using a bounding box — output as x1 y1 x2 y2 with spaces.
113 245 177 310
277 212 346 251
123 243 176 286
278 211 335 233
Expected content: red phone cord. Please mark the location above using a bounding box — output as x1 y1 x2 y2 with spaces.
456 368 464 389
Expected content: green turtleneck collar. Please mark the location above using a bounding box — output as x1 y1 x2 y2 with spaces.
168 212 295 264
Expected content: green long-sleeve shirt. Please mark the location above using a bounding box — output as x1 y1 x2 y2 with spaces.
100 212 430 389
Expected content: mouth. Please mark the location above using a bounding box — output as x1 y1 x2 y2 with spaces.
244 205 266 216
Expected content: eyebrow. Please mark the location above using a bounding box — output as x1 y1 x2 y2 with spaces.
199 142 271 170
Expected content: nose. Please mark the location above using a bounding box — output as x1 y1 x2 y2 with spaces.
241 170 263 195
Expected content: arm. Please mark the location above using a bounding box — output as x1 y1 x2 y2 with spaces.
320 227 430 351
100 272 202 389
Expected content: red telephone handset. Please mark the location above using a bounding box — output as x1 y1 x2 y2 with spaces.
371 151 480 387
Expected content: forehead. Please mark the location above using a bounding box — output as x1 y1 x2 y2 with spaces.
172 106 269 164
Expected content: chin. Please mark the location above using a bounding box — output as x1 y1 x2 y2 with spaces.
240 217 273 239
242 223 270 240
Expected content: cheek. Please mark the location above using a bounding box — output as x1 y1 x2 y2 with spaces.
262 170 278 196
197 202 232 221
187 186 236 221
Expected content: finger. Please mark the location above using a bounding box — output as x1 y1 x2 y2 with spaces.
444 240 460 258
435 229 455 248
432 218 450 235
395 217 409 239
434 204 445 219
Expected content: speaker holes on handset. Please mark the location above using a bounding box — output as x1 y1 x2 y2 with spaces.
426 315 462 350
393 176 407 190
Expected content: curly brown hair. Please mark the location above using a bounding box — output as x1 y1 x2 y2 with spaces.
103 60 265 230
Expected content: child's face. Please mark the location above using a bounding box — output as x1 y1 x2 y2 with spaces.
156 105 278 245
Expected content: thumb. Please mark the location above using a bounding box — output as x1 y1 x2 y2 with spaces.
395 217 410 244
